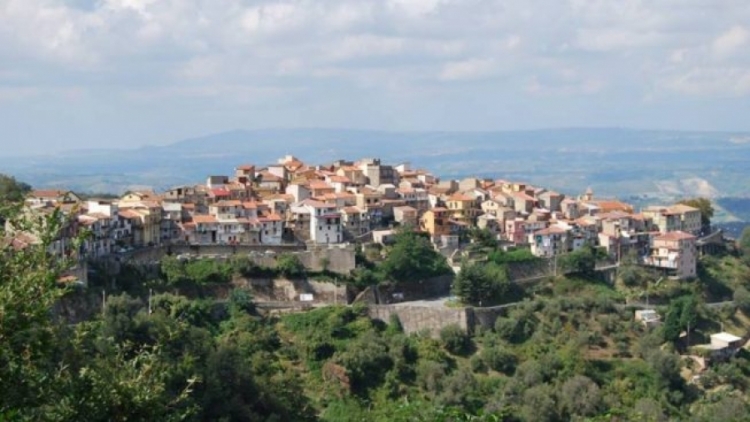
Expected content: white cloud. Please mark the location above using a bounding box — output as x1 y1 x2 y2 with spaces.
666 67 750 96
328 35 406 61
712 25 749 58
386 0 445 17
1 0 750 154
439 59 496 81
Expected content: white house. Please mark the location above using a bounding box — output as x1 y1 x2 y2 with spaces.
303 200 343 244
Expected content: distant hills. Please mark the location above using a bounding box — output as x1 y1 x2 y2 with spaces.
3 127 750 221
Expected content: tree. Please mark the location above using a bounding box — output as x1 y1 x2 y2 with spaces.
276 253 306 278
619 250 647 287
559 375 602 418
0 207 196 420
467 227 498 250
440 324 471 356
480 345 517 375
739 226 750 264
160 255 187 285
228 288 255 315
0 173 31 204
0 173 31 223
452 261 511 306
560 244 598 275
662 295 699 343
734 286 750 313
520 384 557 422
379 231 452 283
678 197 714 233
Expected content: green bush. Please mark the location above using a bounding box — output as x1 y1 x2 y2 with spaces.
277 253 306 278
440 324 471 356
480 345 517 375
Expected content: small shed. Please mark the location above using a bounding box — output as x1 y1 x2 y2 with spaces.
635 309 661 328
711 332 743 350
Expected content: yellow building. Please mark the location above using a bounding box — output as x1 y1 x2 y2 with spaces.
420 207 451 238
445 193 479 224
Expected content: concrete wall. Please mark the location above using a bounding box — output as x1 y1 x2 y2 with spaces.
369 304 472 336
368 302 519 336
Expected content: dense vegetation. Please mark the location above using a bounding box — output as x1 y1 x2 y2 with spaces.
6 185 750 420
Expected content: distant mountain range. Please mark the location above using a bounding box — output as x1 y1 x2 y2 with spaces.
3 127 750 221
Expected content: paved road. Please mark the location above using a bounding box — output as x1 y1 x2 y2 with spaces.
391 297 451 308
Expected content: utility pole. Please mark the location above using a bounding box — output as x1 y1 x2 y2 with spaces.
148 288 153 315
101 289 106 315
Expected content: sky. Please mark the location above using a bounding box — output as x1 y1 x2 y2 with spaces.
1 0 749 156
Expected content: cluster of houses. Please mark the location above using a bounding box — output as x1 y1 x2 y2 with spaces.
10 155 711 279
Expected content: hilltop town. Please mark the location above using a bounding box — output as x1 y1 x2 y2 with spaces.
14 155 720 282
6 155 750 421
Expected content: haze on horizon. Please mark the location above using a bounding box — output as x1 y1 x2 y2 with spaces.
1 0 749 156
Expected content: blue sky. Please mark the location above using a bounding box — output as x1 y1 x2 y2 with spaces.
1 0 749 156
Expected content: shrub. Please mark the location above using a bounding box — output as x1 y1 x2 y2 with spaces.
439 324 471 356
277 253 306 278
480 345 517 375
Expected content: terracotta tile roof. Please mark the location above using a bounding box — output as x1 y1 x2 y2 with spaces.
448 193 475 202
328 175 351 183
118 210 142 220
236 164 255 171
309 180 333 189
29 189 69 199
210 188 230 197
534 226 568 236
512 192 536 202
668 204 699 213
192 215 218 224
587 200 633 213
258 171 284 182
259 213 283 222
599 211 632 220
342 206 364 214
428 186 451 194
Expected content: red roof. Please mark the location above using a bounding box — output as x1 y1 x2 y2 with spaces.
118 210 142 220
448 193 475 202
259 213 282 222
192 215 217 224
328 175 351 183
534 226 567 236
211 188 230 197
30 189 68 199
